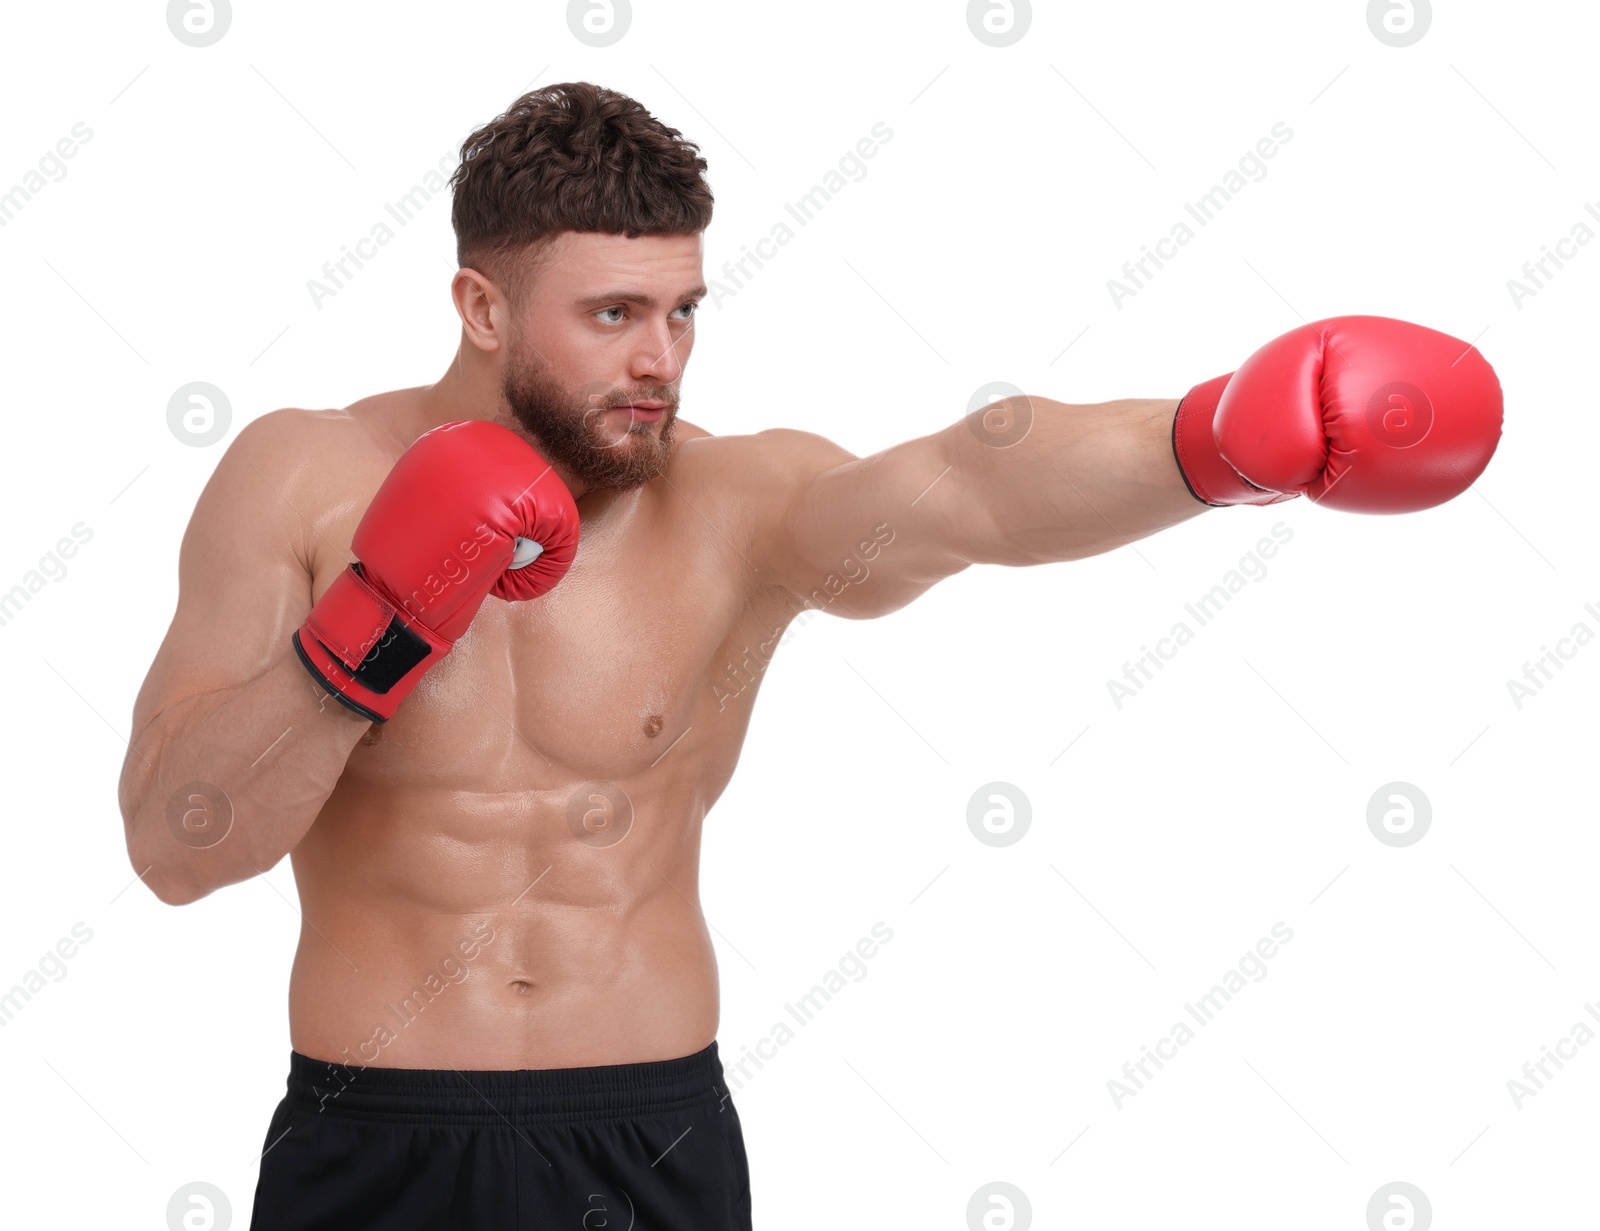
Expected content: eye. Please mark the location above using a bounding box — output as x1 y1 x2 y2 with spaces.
672 302 698 321
596 306 625 324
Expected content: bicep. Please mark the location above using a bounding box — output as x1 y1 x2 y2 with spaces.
128 409 323 747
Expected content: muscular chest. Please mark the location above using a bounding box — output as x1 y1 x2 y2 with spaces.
416 560 725 779
314 483 767 790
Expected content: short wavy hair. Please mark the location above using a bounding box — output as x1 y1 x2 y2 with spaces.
450 81 714 302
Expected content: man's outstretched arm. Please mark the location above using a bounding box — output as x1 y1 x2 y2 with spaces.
753 394 1197 621
755 316 1504 620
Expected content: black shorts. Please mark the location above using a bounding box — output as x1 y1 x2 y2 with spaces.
250 1041 752 1230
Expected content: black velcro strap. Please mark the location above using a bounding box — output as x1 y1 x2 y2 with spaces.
346 612 433 693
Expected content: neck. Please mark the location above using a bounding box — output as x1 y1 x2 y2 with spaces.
420 342 500 432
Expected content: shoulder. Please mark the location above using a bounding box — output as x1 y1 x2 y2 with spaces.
224 388 424 476
200 395 416 573
663 422 859 585
208 406 389 516
227 404 356 455
670 422 857 493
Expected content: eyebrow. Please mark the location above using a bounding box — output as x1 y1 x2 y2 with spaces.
577 284 707 309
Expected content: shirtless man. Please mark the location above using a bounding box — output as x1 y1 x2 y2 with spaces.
116 82 1502 1229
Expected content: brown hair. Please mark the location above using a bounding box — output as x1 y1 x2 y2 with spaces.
450 81 714 302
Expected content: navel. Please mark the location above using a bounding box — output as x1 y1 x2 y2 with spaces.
509 980 535 996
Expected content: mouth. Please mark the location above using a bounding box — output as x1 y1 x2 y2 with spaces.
609 402 667 422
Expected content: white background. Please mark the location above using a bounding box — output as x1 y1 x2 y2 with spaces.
0 0 1593 1227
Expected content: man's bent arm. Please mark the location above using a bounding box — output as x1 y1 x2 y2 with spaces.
118 409 372 905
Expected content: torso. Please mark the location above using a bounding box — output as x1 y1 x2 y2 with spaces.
288 389 795 1070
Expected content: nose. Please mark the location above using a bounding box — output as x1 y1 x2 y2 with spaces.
631 318 686 386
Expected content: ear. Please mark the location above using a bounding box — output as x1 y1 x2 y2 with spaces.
451 267 508 354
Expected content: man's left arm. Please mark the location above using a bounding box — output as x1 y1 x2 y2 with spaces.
757 395 1197 621
759 316 1504 620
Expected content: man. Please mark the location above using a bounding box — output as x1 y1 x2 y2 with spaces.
117 81 1501 1229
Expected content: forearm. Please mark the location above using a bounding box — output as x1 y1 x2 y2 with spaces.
119 651 372 904
947 396 1206 567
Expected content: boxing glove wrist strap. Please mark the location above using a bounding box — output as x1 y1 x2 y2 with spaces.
1171 373 1295 508
291 564 451 723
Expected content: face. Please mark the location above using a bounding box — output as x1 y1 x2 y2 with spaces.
499 231 704 491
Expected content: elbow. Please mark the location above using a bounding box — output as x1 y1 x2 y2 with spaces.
146 870 209 907
125 832 210 907
121 781 221 906
129 829 276 906
130 853 207 907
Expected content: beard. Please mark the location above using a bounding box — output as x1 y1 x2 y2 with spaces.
501 341 679 491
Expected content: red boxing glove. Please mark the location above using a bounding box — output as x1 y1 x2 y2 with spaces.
293 419 580 723
1172 315 1503 512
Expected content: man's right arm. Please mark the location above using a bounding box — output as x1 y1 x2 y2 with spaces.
117 408 373 906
